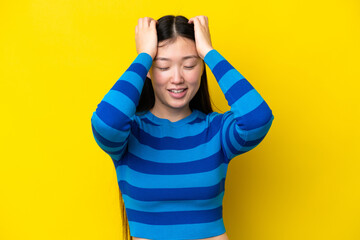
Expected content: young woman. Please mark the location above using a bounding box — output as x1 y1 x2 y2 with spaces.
91 15 274 240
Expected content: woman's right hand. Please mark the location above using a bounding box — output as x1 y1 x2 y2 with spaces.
135 17 158 59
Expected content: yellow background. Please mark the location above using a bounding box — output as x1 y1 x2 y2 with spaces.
1 0 359 239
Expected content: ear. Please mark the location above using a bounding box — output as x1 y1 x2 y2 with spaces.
147 72 151 79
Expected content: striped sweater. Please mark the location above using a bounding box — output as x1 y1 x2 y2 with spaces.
91 49 274 240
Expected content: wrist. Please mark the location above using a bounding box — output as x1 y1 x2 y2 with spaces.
140 51 155 60
202 48 214 59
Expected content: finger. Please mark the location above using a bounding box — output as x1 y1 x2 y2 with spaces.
198 16 206 26
144 17 150 27
193 17 200 26
149 18 158 26
189 17 195 24
150 19 156 28
135 25 138 34
148 17 155 26
147 17 153 27
138 17 143 29
141 17 148 28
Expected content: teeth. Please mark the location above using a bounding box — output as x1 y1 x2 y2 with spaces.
170 89 185 93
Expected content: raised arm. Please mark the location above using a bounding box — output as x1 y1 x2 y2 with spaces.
91 52 153 162
204 49 275 163
91 17 158 163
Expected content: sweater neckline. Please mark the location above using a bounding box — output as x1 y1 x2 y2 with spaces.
144 109 199 126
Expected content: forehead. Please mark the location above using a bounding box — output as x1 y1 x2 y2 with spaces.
154 37 199 62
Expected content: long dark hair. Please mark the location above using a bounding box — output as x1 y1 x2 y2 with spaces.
136 15 213 115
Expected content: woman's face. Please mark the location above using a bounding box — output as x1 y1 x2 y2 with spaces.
148 37 204 113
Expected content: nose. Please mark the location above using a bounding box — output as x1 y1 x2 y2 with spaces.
170 67 185 84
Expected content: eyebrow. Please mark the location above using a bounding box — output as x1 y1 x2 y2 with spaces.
154 55 199 61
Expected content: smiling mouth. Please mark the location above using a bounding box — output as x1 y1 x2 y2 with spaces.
168 88 187 93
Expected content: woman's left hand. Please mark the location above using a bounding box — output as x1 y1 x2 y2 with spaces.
188 16 214 59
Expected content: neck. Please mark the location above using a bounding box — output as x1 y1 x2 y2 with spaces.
150 105 192 122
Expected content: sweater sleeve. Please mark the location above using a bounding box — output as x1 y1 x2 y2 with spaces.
203 49 275 163
91 52 153 162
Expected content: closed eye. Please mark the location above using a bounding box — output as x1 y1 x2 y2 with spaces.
157 66 196 71
158 67 169 71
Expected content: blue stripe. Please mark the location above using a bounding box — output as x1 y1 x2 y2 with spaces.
128 131 222 163
126 206 223 225
133 114 222 139
225 78 254 105
221 113 252 148
188 117 205 124
128 218 225 240
118 71 145 94
91 131 127 158
228 126 244 152
132 52 153 71
120 150 226 175
234 131 259 148
131 115 222 150
103 90 136 118
95 101 131 131
119 178 225 201
246 114 274 140
91 111 129 142
214 69 243 93
203 49 224 70
246 135 266 146
135 115 161 126
224 122 266 157
117 164 227 189
111 80 140 106
232 124 248 147
140 118 160 126
212 60 234 82
91 136 126 159
91 123 126 149
224 122 242 156
122 191 224 212
221 115 235 161
234 101 273 130
109 147 127 163
126 62 148 81
221 110 269 156
230 89 264 117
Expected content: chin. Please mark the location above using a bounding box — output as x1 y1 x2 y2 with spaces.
167 100 190 108
168 104 187 110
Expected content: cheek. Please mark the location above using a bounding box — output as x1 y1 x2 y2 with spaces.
151 80 163 91
151 69 165 84
152 71 168 84
186 69 202 87
153 71 165 82
150 77 167 94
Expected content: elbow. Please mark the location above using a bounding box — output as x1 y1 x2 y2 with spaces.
236 101 274 131
254 101 274 129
